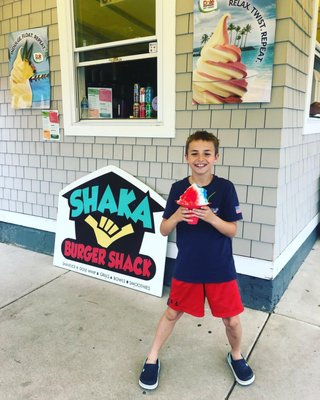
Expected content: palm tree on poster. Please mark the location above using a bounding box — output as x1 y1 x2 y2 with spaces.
201 33 210 48
243 24 252 48
234 25 241 46
228 23 236 43
239 27 247 48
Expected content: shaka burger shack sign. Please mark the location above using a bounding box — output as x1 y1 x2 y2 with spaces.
53 165 167 297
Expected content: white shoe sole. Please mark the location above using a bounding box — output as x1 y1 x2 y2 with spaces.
139 360 161 390
227 354 255 386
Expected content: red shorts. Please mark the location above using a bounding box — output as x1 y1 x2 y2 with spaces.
167 278 244 318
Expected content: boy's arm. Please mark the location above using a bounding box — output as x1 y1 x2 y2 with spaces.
160 217 177 237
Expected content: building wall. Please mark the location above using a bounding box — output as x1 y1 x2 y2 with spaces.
273 1 320 258
0 0 319 310
175 0 320 279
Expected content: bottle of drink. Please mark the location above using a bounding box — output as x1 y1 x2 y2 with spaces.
81 96 88 119
145 86 153 103
146 102 152 118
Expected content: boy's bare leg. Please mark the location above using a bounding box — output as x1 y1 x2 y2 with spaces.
146 307 184 364
222 315 243 360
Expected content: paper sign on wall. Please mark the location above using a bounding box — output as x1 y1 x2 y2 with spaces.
53 165 168 297
42 110 60 141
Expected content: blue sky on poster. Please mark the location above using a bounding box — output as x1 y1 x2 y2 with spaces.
193 0 276 49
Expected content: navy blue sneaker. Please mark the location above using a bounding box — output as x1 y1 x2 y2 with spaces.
227 352 255 386
139 359 160 390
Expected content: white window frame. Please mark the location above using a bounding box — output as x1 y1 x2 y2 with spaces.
304 0 320 135
57 0 176 138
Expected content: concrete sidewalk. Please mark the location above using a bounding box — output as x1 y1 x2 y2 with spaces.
0 240 319 400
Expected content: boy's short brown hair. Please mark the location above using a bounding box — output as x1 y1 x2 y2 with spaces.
185 130 219 155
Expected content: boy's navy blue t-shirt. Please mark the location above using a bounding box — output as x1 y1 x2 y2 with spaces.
163 176 242 283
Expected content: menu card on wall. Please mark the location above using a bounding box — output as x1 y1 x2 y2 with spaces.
88 87 113 118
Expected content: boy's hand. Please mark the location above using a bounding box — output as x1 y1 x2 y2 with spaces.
192 206 215 224
160 206 196 236
178 206 197 224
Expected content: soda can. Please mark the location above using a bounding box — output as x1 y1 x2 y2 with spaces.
133 102 140 118
133 83 140 103
145 86 153 103
139 87 145 103
139 102 146 118
146 102 152 118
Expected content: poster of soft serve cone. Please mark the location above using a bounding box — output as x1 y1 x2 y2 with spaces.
54 165 167 297
193 0 276 104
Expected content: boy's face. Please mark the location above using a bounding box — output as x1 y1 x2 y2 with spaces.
185 140 219 177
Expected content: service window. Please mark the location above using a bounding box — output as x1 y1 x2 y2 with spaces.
57 0 175 137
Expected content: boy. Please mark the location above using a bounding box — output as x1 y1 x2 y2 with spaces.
139 131 255 390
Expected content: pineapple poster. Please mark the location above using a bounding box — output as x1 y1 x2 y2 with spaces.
193 0 276 104
8 27 50 109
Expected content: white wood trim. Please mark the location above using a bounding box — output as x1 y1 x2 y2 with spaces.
234 255 273 279
304 116 320 135
78 52 156 68
0 211 56 233
74 35 157 52
166 212 320 280
1 210 318 281
272 214 319 277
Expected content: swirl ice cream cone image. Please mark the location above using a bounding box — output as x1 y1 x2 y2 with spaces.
9 42 35 109
193 14 248 104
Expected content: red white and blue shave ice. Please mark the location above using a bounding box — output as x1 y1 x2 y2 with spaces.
177 184 209 224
